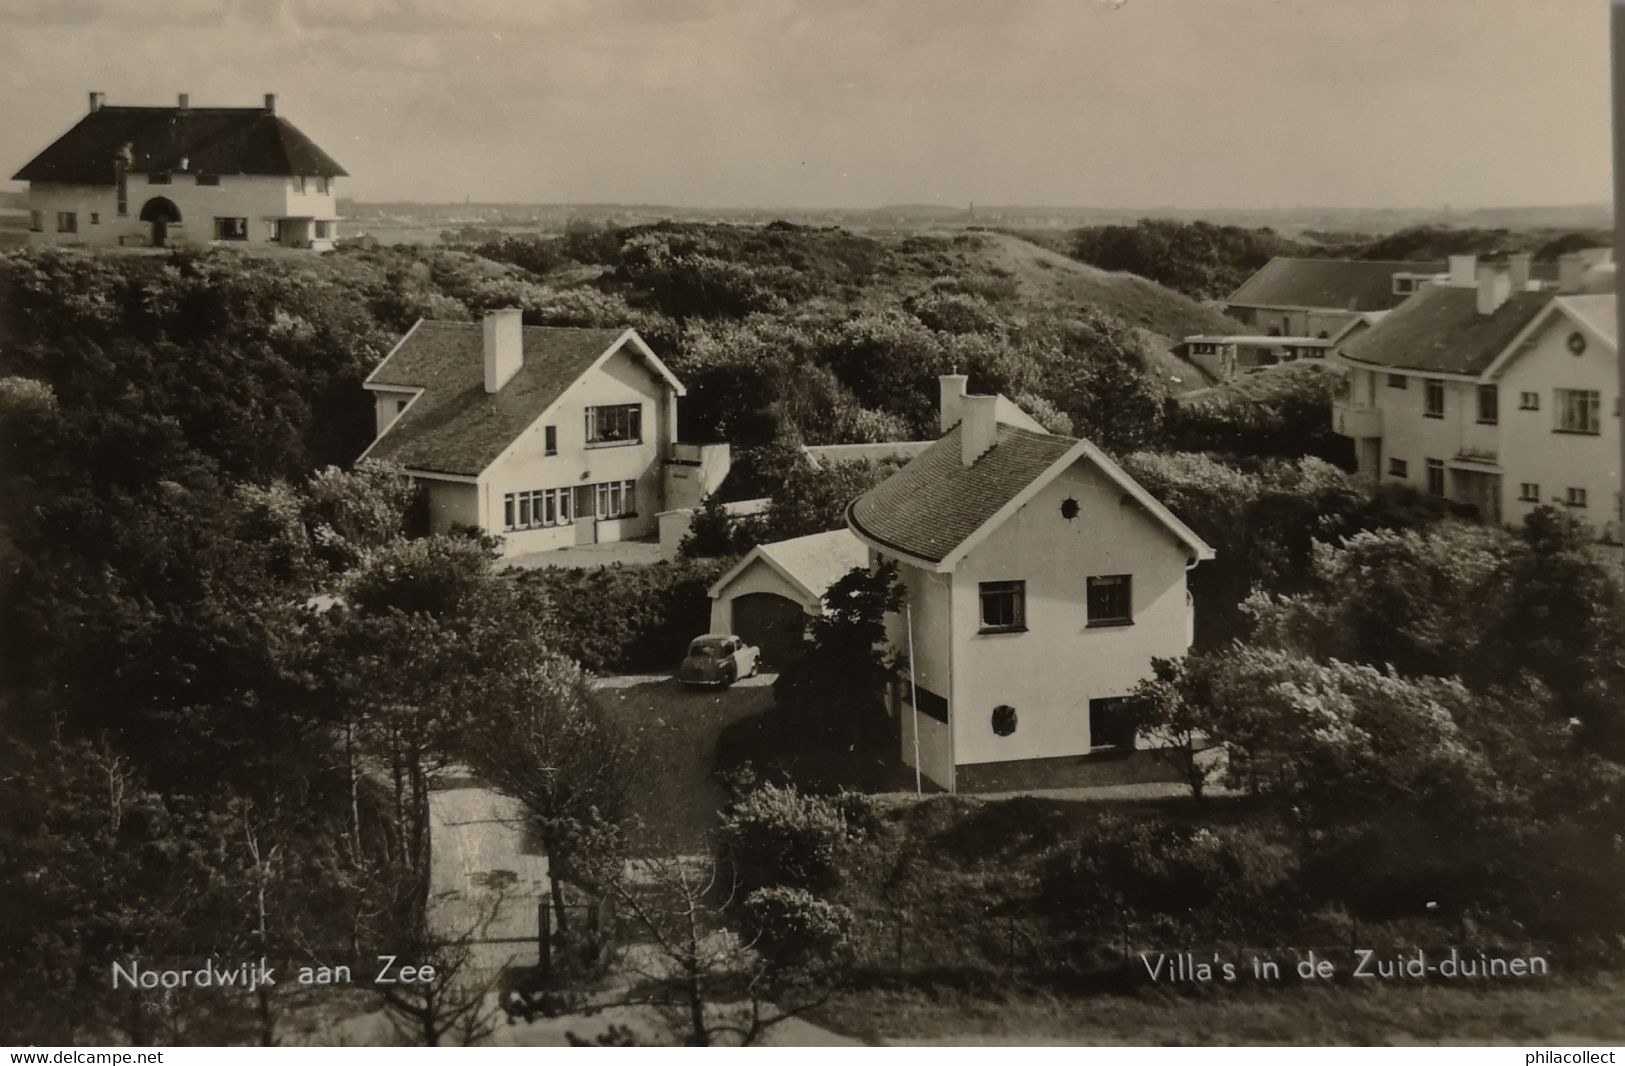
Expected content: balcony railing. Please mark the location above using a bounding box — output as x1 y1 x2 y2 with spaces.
1331 401 1382 439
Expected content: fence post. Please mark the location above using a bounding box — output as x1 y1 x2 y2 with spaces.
538 901 551 977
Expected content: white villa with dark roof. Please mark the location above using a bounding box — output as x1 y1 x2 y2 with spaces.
361 309 728 555
14 91 345 250
845 375 1214 792
1331 254 1620 539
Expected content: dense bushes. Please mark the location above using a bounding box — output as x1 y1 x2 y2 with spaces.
717 783 848 896
1038 816 1302 942
513 558 728 674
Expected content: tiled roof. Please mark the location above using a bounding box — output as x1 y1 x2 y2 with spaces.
1338 286 1551 376
364 321 630 477
1228 257 1446 312
756 529 869 601
13 105 346 183
848 424 1075 563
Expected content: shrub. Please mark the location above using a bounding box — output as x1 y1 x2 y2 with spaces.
717 783 847 896
740 886 855 971
1039 816 1301 941
515 558 728 674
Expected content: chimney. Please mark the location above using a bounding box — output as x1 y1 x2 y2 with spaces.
88 91 105 112
1507 252 1532 293
1475 266 1511 315
938 373 968 434
960 394 998 466
482 308 524 393
263 93 277 114
177 93 190 111
1558 253 1586 294
1447 255 1477 287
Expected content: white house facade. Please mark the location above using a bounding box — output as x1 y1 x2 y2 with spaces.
14 92 344 251
1332 254 1619 539
361 309 727 556
846 376 1214 792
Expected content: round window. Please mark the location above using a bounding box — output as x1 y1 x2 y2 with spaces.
991 705 1017 736
1060 497 1080 521
1568 331 1587 356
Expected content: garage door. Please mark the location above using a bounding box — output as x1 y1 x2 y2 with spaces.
732 592 806 669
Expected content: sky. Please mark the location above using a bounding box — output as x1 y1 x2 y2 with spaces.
0 0 1612 209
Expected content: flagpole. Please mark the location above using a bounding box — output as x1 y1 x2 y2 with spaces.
906 599 922 797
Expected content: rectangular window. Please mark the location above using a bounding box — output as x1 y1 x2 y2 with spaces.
196 174 220 187
55 211 77 233
213 217 248 241
904 685 949 724
314 221 332 239
978 581 1026 633
149 171 171 185
544 425 557 456
1476 384 1498 424
318 177 331 195
1519 482 1540 502
1386 374 1408 389
1423 379 1445 418
504 495 515 530
517 493 533 528
1089 696 1138 751
268 219 283 243
1519 391 1540 411
1388 457 1408 478
1554 389 1601 434
557 487 573 524
624 479 636 516
1426 458 1445 497
294 176 308 194
28 210 42 232
89 212 100 225
1086 574 1133 627
584 403 642 445
1566 487 1588 509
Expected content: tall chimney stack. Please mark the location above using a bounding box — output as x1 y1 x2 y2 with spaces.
1475 266 1511 316
1447 255 1477 287
483 309 524 393
88 91 105 112
960 394 998 466
177 93 190 111
1558 253 1586 294
263 93 277 114
938 373 968 434
1507 252 1532 293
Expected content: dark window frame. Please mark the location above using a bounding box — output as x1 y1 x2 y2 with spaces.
1518 482 1540 502
1476 384 1498 425
544 425 558 456
55 211 77 233
1554 389 1601 435
1086 574 1133 627
978 580 1027 633
1519 391 1540 411
1386 374 1408 389
1388 457 1409 478
584 403 643 447
1425 458 1445 497
1423 378 1445 419
1088 696 1138 752
213 216 249 241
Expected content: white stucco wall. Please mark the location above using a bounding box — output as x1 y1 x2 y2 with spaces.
1371 370 1488 492
480 342 674 555
1495 315 1621 532
26 173 338 248
946 461 1194 768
